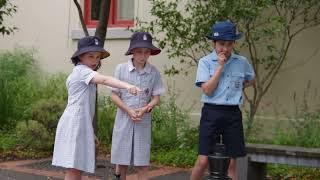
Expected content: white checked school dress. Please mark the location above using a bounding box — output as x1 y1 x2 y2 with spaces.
111 60 165 166
52 64 97 173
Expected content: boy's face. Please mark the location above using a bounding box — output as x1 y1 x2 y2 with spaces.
132 48 151 64
213 40 235 59
79 52 101 70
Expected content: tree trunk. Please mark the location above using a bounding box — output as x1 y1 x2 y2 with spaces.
95 0 111 45
93 0 111 169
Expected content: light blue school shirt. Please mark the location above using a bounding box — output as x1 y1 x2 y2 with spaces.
195 51 255 105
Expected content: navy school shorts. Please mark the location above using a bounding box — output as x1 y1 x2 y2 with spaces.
198 103 246 158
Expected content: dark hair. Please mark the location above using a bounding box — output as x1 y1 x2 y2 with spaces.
71 55 101 71
71 57 80 66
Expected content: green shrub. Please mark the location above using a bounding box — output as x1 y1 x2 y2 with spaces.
0 49 39 130
273 111 320 148
37 73 67 101
96 96 117 146
150 91 198 167
30 98 66 135
0 49 67 131
0 133 19 151
151 148 197 167
268 164 320 180
14 98 66 151
16 120 53 151
152 92 195 151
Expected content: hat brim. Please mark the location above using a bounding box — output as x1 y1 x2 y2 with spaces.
125 42 161 56
71 46 110 61
206 33 243 41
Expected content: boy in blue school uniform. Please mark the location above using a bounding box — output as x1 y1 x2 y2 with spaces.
191 21 255 180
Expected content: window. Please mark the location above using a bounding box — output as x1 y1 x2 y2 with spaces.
84 0 134 28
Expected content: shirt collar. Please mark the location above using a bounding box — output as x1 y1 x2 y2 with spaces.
128 59 152 74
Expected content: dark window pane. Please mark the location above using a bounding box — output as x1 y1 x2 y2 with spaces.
91 0 101 20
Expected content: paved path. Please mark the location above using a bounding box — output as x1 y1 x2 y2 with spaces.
0 158 191 180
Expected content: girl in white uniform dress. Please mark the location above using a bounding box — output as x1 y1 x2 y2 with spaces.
52 36 140 180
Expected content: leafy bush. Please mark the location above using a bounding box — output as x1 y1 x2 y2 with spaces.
150 91 198 167
16 120 52 151
0 133 18 151
30 99 66 135
37 73 68 101
0 49 39 130
268 164 320 180
151 148 197 167
272 109 320 148
96 96 117 146
151 91 196 151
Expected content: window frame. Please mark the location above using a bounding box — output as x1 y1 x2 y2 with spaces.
84 0 134 28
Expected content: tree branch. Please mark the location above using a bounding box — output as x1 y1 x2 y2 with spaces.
95 0 111 46
73 0 89 36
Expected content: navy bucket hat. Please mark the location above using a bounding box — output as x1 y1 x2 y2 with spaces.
207 20 243 41
71 36 110 61
125 32 161 56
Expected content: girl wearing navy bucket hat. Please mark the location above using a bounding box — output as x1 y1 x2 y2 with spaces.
52 36 140 180
110 32 165 180
191 20 256 180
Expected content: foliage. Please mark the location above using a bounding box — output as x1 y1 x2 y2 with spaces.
268 164 320 180
137 0 320 137
151 148 197 167
0 49 68 153
151 89 197 151
0 49 39 130
0 0 17 35
14 96 66 151
272 104 320 148
16 120 52 151
0 133 18 151
96 96 117 147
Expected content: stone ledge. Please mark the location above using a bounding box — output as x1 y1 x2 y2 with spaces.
71 28 133 40
246 143 320 158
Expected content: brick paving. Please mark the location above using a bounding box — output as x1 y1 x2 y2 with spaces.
0 157 191 180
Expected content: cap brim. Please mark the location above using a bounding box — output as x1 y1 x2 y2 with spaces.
71 46 110 61
125 42 161 56
206 33 243 41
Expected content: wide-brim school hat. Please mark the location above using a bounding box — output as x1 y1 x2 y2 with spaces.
125 32 161 56
206 20 243 41
71 36 110 61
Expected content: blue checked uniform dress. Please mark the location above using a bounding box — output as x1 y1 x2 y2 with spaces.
52 65 97 173
195 51 255 105
111 60 165 166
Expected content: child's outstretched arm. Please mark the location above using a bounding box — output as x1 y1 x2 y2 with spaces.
91 72 140 95
111 92 141 122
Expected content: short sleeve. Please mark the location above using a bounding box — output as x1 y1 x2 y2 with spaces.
195 60 210 87
111 64 121 93
152 70 166 96
244 60 255 81
79 65 97 85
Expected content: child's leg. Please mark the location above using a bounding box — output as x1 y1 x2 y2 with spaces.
136 166 149 180
190 155 208 180
65 168 81 180
228 158 237 180
118 165 128 180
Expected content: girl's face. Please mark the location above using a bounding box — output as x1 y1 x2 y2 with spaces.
213 40 235 58
132 48 151 65
79 52 101 70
